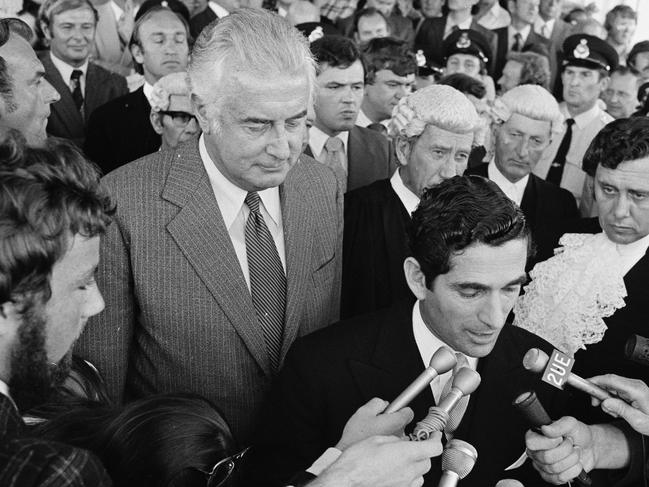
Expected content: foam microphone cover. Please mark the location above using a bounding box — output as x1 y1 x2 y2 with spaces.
495 480 524 487
439 439 477 486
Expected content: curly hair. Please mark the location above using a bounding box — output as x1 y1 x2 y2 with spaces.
361 36 416 84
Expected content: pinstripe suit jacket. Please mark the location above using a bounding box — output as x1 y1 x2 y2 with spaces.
0 395 112 486
75 139 343 443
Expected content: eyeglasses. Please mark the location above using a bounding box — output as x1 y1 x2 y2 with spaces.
159 110 197 126
198 447 250 487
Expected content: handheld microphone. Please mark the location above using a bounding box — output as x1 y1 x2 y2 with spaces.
438 439 477 487
495 480 524 487
625 334 649 366
385 347 457 413
412 367 481 440
523 348 610 401
513 391 592 486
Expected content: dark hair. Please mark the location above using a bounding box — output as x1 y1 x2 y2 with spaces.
408 175 529 287
604 4 636 32
628 41 649 73
563 7 586 25
437 72 486 99
353 7 388 35
442 0 479 16
32 393 235 487
361 36 416 84
0 133 114 309
311 35 362 74
129 5 191 75
507 51 551 89
0 18 34 110
582 117 649 176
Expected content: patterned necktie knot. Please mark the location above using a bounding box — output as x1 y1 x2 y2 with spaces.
245 191 261 214
325 136 343 154
71 69 82 81
70 69 84 111
513 32 523 51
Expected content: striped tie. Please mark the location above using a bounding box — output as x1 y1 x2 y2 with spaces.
244 192 286 372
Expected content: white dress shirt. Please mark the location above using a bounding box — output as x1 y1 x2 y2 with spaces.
617 233 649 277
390 168 419 215
50 51 88 95
534 17 556 39
477 2 511 30
534 102 613 205
412 302 478 403
198 134 286 290
308 125 350 173
443 15 473 38
142 82 154 104
508 24 532 50
209 1 229 17
488 161 529 206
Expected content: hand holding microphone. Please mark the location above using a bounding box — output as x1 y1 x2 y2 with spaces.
588 373 649 435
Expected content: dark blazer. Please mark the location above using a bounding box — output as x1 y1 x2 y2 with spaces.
466 164 579 265
0 395 111 486
414 17 497 75
189 7 217 38
341 178 413 319
84 87 161 175
246 300 568 487
492 27 551 81
305 125 396 193
75 140 343 444
40 52 127 148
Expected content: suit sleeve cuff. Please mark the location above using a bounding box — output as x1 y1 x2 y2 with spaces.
306 447 342 476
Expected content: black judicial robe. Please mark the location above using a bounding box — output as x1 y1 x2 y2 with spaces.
341 178 413 319
245 300 568 487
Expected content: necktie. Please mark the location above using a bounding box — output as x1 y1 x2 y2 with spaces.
440 353 470 435
546 118 575 186
244 192 287 372
512 32 523 52
70 69 84 111
322 136 348 193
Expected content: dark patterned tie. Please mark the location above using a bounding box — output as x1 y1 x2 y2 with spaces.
512 32 523 52
244 191 286 372
70 69 84 111
546 118 575 186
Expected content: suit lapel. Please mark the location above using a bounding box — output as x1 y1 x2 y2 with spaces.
0 394 23 439
624 248 649 298
41 53 84 134
520 175 538 229
382 182 411 289
163 141 272 375
347 127 361 189
84 64 102 121
279 165 314 361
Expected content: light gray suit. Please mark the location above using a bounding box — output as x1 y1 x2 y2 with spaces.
75 139 343 442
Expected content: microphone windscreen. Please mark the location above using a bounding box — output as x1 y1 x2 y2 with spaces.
625 334 649 366
513 391 551 427
452 367 481 394
522 348 548 373
431 347 458 374
495 480 524 487
441 439 477 480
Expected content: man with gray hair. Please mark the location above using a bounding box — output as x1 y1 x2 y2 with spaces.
341 84 481 319
466 84 578 265
76 9 343 443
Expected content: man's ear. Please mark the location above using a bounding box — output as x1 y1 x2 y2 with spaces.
191 94 213 134
130 43 144 65
0 300 20 336
395 137 411 167
599 75 611 92
150 111 164 135
41 22 52 43
404 257 428 300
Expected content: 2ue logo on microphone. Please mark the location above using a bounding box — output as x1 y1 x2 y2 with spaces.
541 350 574 389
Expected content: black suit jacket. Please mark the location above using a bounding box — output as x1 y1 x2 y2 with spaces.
466 164 579 266
0 395 112 486
305 125 396 192
341 178 413 319
189 7 217 38
246 300 568 487
414 17 497 75
492 28 551 81
84 87 161 175
40 52 127 148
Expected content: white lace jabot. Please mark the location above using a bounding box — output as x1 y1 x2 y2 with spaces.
513 233 627 357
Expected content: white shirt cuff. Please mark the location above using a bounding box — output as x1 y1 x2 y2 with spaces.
306 447 343 476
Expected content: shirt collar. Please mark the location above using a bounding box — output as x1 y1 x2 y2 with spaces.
0 379 10 401
308 125 349 159
614 232 649 276
447 15 472 31
111 0 124 19
355 109 372 128
561 101 601 130
198 134 282 228
510 23 531 40
209 1 230 17
412 301 478 372
488 161 529 205
50 51 88 82
390 168 419 215
143 82 154 105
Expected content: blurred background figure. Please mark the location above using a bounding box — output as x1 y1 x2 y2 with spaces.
475 0 511 30
628 40 649 83
604 4 636 65
148 71 200 151
498 50 551 92
602 65 640 118
352 7 389 43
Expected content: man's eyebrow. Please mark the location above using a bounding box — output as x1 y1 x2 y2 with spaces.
451 274 527 290
242 110 307 124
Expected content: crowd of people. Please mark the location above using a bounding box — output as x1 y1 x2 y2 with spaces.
1 0 649 485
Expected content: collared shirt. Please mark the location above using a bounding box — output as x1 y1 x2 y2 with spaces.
142 82 154 105
534 17 556 39
50 51 88 94
534 102 613 205
111 0 124 21
508 24 532 50
198 134 286 289
390 168 419 215
308 125 350 172
444 15 473 39
477 2 511 30
355 109 390 129
209 1 229 17
488 161 529 206
616 233 649 277
412 301 479 403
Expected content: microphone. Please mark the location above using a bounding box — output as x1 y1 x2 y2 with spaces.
523 348 610 401
625 334 649 366
385 347 457 413
412 367 481 440
495 481 524 487
438 439 477 487
513 391 592 486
